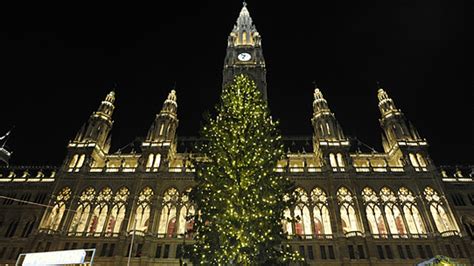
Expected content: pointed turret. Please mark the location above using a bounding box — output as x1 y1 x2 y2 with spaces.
145 90 178 143
312 88 346 141
65 91 116 171
80 91 115 148
377 87 431 170
377 88 421 147
311 87 350 170
227 2 261 47
141 90 179 172
223 2 267 100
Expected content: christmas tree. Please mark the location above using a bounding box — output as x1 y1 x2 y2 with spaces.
190 74 302 265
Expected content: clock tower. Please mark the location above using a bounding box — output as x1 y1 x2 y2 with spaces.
223 2 267 101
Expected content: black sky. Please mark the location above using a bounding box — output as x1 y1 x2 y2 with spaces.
0 1 471 166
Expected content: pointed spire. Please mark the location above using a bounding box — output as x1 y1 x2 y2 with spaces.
228 2 261 47
311 85 346 141
237 1 252 27
145 89 179 143
313 85 330 114
377 87 398 117
105 90 115 104
96 90 116 119
161 89 178 115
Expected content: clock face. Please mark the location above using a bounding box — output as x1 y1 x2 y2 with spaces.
237 52 252 61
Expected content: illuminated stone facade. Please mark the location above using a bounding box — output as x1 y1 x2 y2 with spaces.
0 3 473 265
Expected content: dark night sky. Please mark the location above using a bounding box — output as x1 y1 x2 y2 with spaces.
0 1 471 166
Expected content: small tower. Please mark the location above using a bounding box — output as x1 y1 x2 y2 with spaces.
311 87 350 170
65 91 116 171
223 2 267 100
378 88 422 148
377 88 431 170
141 90 179 172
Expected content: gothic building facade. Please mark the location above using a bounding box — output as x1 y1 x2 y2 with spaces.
1 3 473 265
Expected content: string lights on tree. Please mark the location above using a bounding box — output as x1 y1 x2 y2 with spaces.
190 75 302 265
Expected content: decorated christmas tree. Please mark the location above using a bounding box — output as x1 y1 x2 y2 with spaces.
190 74 302 265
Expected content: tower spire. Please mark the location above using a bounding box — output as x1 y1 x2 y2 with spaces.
145 89 178 143
72 90 116 149
311 87 345 141
377 87 423 149
223 2 267 101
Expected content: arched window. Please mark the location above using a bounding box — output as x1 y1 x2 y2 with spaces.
398 187 426 236
153 154 161 169
69 154 78 168
69 187 95 235
4 220 19 237
362 187 387 237
409 153 419 167
89 187 112 235
310 187 332 237
146 154 154 168
76 154 86 168
158 188 179 238
380 187 407 237
416 153 427 167
424 187 459 235
21 217 36 238
242 31 247 44
293 188 312 238
337 153 345 167
106 187 129 236
132 187 154 233
337 187 363 235
329 153 337 167
178 188 195 238
41 187 71 231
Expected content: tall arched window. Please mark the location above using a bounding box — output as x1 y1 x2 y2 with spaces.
337 153 345 167
380 187 407 237
329 153 337 167
293 188 312 238
106 187 129 236
4 220 19 237
310 187 332 237
132 187 154 233
242 31 247 44
69 155 78 168
337 187 363 235
158 188 179 238
424 187 459 235
153 154 161 169
146 154 154 168
21 217 36 237
69 187 95 235
398 187 426 236
41 187 71 231
362 187 387 237
416 153 427 167
76 154 86 168
178 188 195 238
89 187 112 235
409 153 419 167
